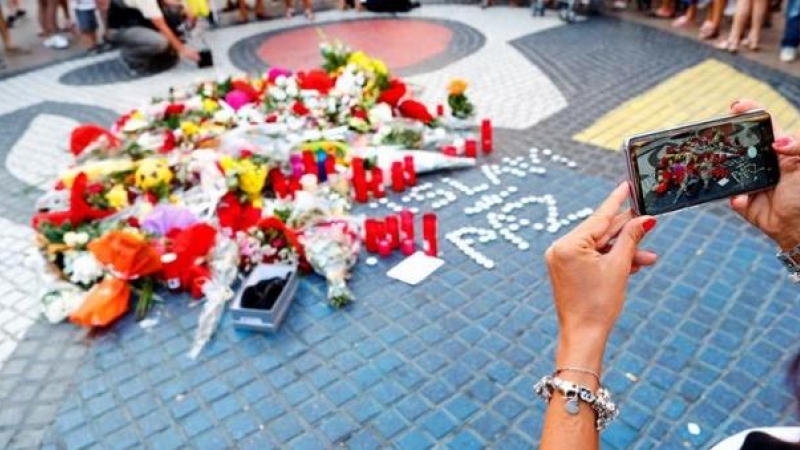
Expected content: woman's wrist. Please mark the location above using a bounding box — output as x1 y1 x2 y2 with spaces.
556 328 609 376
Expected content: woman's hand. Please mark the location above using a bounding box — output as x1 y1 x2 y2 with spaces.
730 99 800 251
545 183 657 373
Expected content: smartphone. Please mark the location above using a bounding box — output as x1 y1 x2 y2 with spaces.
198 49 213 68
623 109 779 216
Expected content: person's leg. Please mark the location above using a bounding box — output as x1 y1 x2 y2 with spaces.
724 0 753 50
0 8 11 49
781 0 800 47
237 0 249 22
253 0 267 17
673 2 696 27
37 0 49 36
655 0 675 17
747 0 768 48
284 0 293 17
302 0 312 19
95 0 110 41
115 27 173 71
58 0 72 29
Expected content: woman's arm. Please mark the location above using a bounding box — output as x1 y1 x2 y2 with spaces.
540 183 658 450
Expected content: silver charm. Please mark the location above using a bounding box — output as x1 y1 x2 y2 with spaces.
565 397 580 415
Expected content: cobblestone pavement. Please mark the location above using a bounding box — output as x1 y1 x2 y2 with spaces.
0 6 799 449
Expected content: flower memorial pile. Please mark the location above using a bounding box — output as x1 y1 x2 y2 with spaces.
30 41 484 356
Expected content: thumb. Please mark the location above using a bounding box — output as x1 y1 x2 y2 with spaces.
610 216 656 262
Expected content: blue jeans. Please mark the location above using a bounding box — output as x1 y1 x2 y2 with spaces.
783 0 800 48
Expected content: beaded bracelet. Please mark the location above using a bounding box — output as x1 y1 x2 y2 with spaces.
533 375 619 431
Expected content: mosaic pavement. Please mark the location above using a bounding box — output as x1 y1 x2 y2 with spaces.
0 5 799 449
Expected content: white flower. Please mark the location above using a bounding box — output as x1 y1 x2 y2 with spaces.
213 108 234 124
68 252 104 286
269 87 287 102
41 283 86 323
275 75 288 87
63 231 89 248
369 104 394 126
285 84 299 98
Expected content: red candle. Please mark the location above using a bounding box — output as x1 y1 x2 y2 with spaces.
354 178 369 203
391 161 405 192
161 253 181 290
465 139 478 158
442 145 457 156
385 215 400 249
352 157 365 182
378 239 392 257
401 239 415 256
372 167 386 198
436 104 444 117
270 168 287 198
422 213 438 257
364 219 379 253
289 177 301 198
403 155 416 187
481 119 493 154
400 210 414 241
302 150 317 175
325 153 336 175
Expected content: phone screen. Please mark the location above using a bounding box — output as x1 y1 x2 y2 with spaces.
626 110 779 216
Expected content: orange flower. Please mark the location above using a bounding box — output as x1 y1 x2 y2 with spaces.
69 278 131 327
88 230 163 280
448 79 468 96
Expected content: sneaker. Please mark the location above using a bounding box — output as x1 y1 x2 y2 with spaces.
43 35 69 49
780 47 797 62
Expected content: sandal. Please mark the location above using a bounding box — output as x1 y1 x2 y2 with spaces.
741 36 760 52
304 8 314 20
6 46 31 55
285 9 293 18
698 20 717 39
652 7 674 18
715 38 738 53
255 12 270 20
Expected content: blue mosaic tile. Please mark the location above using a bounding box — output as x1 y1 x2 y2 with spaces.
397 430 435 450
422 410 458 439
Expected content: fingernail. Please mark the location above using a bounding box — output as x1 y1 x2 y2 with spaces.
643 218 657 232
730 100 739 110
774 137 793 148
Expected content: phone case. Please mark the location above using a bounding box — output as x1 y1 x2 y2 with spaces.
622 109 776 216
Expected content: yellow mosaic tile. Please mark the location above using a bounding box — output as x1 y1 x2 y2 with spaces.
573 59 800 151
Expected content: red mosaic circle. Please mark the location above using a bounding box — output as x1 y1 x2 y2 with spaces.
257 19 454 72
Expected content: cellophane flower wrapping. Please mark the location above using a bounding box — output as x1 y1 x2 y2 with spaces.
188 235 240 359
300 220 360 308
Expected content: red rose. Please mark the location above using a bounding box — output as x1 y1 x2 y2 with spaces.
378 79 407 107
292 101 310 116
398 99 434 124
351 107 368 120
127 217 140 228
297 70 334 95
164 103 185 117
240 149 253 159
87 183 105 195
160 130 176 154
266 114 278 123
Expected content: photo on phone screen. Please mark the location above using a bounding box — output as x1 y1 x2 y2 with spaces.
625 110 779 216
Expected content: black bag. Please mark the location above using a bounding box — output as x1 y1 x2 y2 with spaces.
107 0 183 34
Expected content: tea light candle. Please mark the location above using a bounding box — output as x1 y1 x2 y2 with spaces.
422 212 438 257
403 155 417 187
372 167 386 199
481 119 493 154
465 139 478 158
300 173 318 193
391 161 405 193
385 215 400 249
401 238 415 256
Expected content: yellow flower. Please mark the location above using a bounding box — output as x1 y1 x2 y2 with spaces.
448 79 468 96
135 158 173 191
348 51 371 69
169 194 180 204
218 155 235 173
238 159 267 196
106 184 129 210
372 59 388 76
203 98 219 113
130 110 145 121
180 121 200 137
